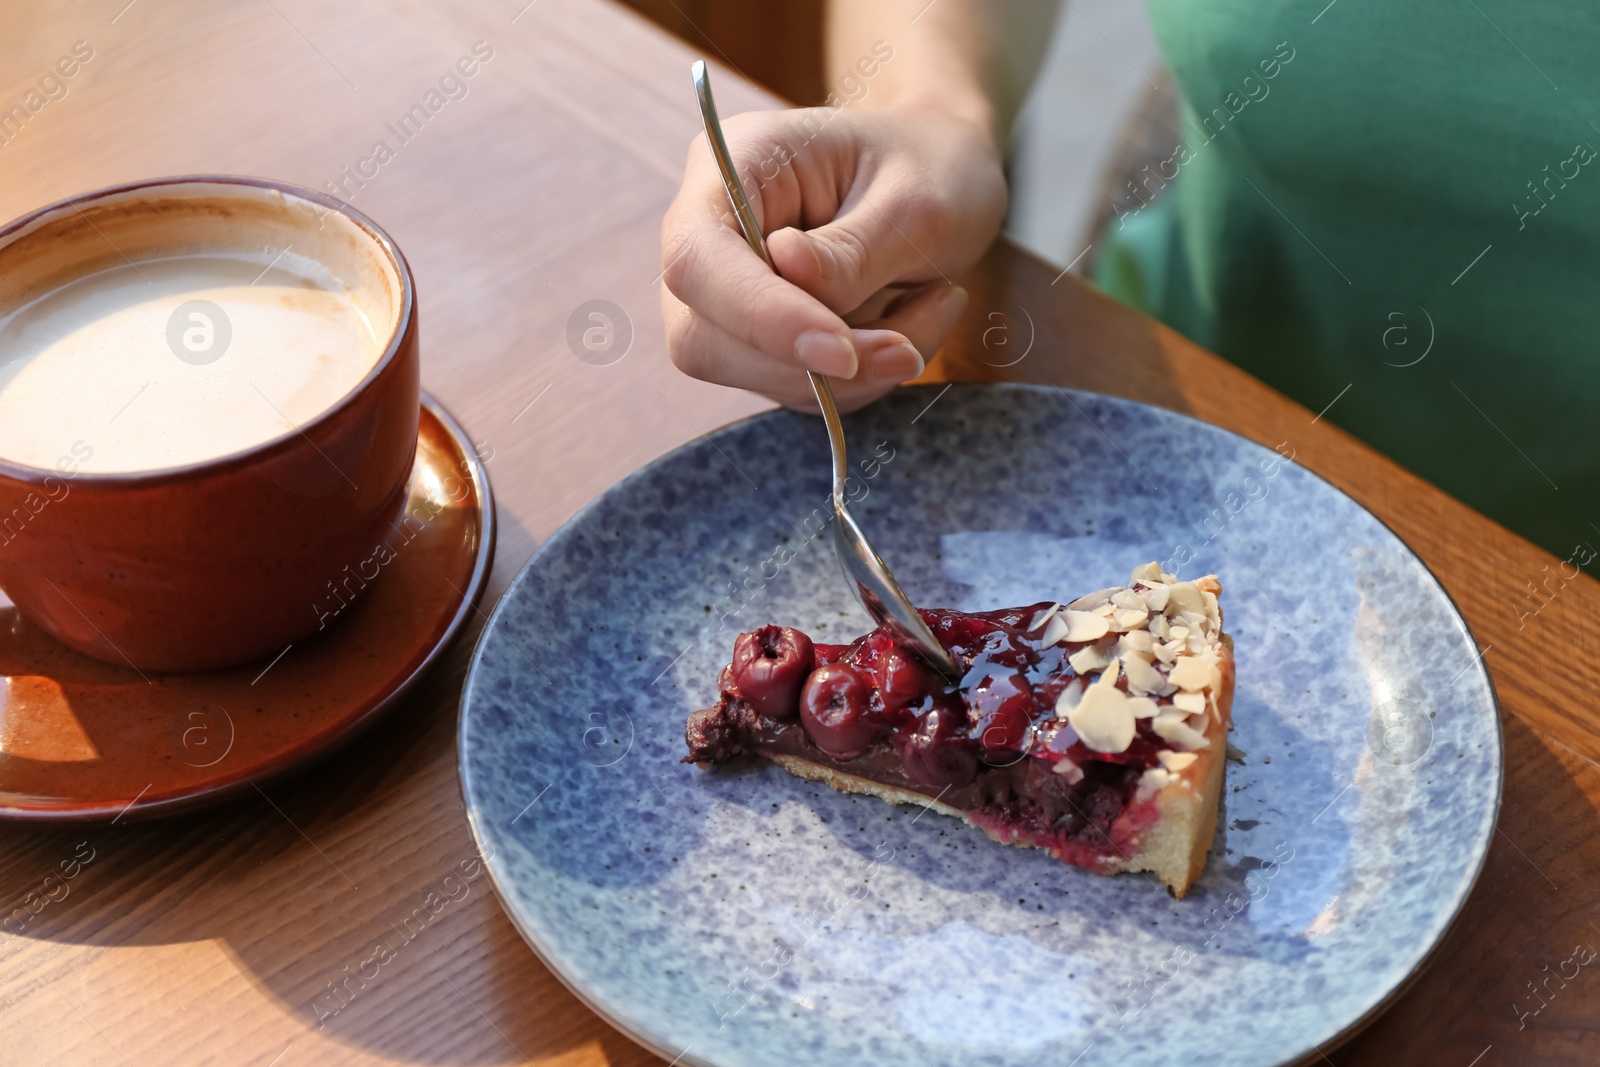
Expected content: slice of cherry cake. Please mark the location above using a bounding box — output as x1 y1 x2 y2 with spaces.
683 563 1234 897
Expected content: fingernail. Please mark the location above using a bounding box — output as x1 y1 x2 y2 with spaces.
867 341 924 382
795 331 859 377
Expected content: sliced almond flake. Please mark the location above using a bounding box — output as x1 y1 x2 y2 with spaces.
1167 655 1214 692
1122 653 1166 695
1121 642 1156 665
1202 589 1220 617
1209 689 1221 722
1165 581 1205 617
1052 757 1085 784
1040 612 1070 647
1053 678 1086 718
1067 587 1119 611
1063 610 1111 642
1225 742 1248 763
1139 583 1170 613
1152 642 1177 665
1118 629 1155 655
1209 663 1224 691
1129 561 1164 583
1111 589 1146 612
1158 750 1200 772
1068 661 1135 754
1195 574 1222 595
1162 572 1178 585
1068 643 1110 675
1093 601 1117 618
1168 625 1190 642
1152 709 1211 751
1172 690 1207 714
1148 615 1169 641
1127 695 1160 719
1028 602 1062 631
1111 606 1150 632
1135 767 1172 803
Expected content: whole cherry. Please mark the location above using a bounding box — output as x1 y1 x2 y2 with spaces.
730 625 814 720
901 707 978 789
799 663 878 759
877 646 936 715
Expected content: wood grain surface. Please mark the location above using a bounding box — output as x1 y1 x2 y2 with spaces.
0 2 1594 1065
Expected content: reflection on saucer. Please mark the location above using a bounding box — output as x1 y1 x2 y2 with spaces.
0 395 494 822
0 674 100 762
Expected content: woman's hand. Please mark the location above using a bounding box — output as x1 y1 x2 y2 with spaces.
660 105 1007 412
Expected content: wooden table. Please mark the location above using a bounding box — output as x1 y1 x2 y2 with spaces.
1 1 1595 1064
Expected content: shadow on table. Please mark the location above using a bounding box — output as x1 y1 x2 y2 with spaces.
1329 713 1600 1065
0 511 670 1066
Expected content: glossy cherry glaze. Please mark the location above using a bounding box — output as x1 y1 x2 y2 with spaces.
808 604 1168 781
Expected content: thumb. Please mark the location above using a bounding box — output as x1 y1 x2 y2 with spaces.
766 191 940 316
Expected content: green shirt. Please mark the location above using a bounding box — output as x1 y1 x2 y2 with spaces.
1096 0 1600 558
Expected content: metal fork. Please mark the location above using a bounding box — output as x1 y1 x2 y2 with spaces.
690 60 960 681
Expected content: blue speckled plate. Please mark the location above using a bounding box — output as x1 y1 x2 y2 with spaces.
459 384 1500 1067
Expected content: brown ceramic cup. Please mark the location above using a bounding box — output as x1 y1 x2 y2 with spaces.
0 177 419 672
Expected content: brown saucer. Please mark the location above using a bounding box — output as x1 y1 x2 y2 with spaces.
0 393 494 822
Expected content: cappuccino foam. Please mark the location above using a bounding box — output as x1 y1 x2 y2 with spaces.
0 251 386 473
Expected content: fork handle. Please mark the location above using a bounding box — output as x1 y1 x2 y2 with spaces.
692 60 851 504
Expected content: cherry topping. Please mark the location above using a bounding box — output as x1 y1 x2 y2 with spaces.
967 672 1035 761
901 707 978 789
876 646 937 715
799 663 877 759
925 610 997 654
730 625 814 720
